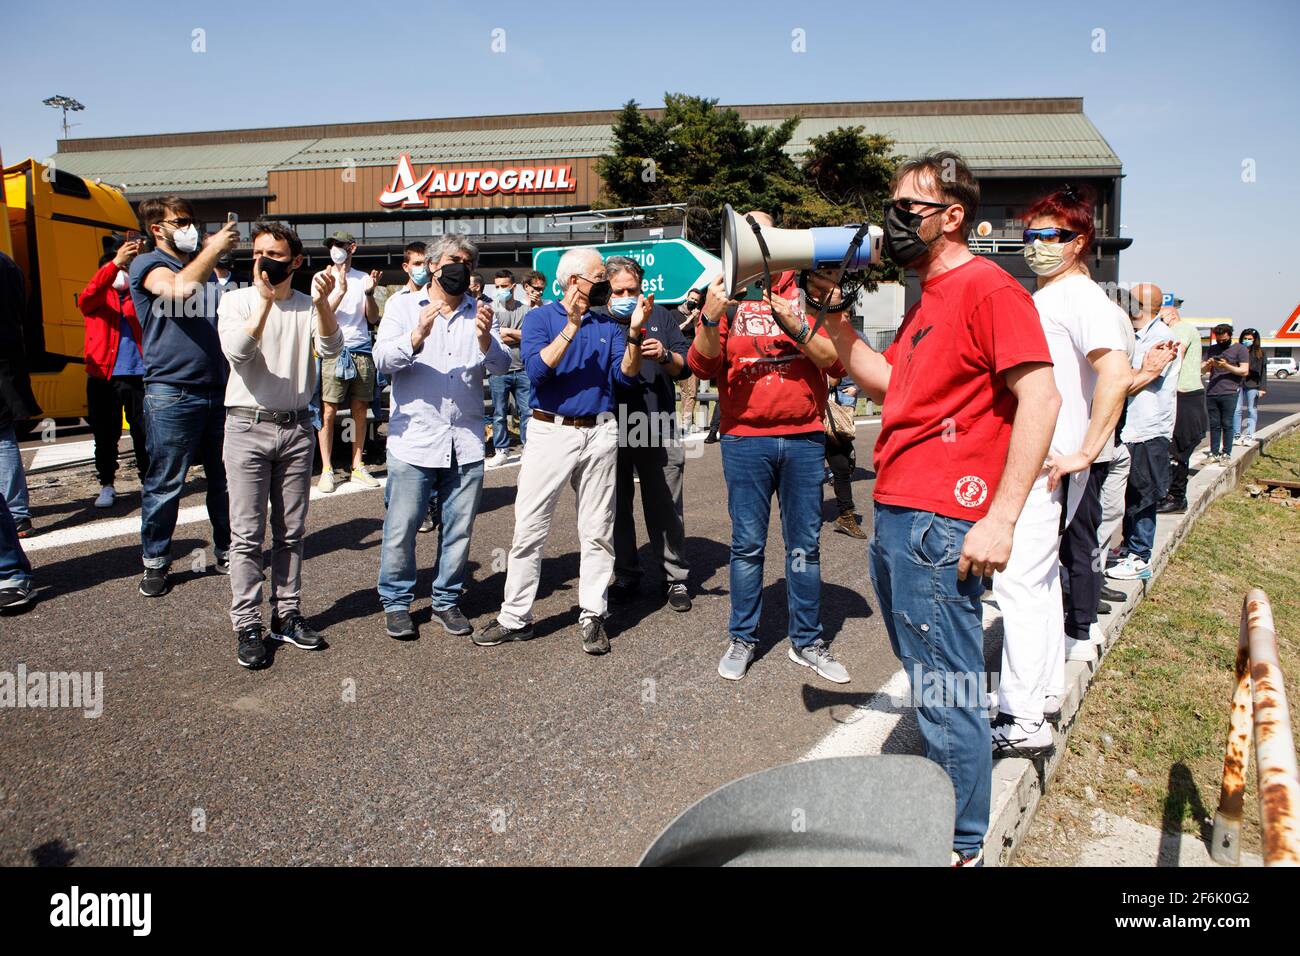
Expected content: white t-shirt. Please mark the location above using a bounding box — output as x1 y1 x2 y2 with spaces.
1032 274 1129 521
326 267 373 349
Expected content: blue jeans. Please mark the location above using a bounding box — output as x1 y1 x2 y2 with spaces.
378 450 484 611
869 504 990 854
719 432 826 649
140 384 230 569
0 425 31 522
0 479 32 588
1233 387 1260 440
489 370 532 452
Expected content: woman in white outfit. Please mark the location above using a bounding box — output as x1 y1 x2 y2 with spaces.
991 186 1133 759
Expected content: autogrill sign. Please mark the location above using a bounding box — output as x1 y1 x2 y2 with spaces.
378 153 577 207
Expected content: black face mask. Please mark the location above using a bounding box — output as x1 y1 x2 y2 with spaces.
883 201 939 267
256 255 295 286
216 254 234 270
582 278 612 308
683 300 699 312
435 261 471 297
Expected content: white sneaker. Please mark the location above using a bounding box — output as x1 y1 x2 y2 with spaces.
485 452 508 469
318 469 335 494
1065 637 1097 662
350 465 381 489
1043 694 1062 726
991 713 1054 759
1089 621 1105 646
93 485 116 509
1106 555 1152 581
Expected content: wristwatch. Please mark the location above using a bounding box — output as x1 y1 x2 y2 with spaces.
792 320 812 345
627 329 644 345
699 314 720 328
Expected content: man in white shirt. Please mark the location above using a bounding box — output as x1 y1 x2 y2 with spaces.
373 236 509 641
217 221 343 670
316 231 382 493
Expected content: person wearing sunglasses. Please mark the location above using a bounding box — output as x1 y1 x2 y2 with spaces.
986 187 1133 764
821 151 1062 867
127 196 240 599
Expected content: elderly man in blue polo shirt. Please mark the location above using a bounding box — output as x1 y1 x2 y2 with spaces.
374 236 510 640
476 247 649 655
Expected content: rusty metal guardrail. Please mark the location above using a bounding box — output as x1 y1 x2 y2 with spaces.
1211 589 1300 866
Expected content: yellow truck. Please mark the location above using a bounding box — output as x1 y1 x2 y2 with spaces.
2 153 139 435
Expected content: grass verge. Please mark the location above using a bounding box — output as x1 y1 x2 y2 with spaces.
1016 431 1300 865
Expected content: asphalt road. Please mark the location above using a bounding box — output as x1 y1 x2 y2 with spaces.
3 379 1297 866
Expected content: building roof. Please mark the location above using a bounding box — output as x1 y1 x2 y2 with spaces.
51 97 1121 200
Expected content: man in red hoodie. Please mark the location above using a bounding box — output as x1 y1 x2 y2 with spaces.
80 237 150 508
689 211 851 686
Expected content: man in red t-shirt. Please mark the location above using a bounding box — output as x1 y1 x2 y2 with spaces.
824 153 1061 866
689 212 851 686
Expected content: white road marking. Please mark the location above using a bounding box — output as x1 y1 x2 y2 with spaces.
22 474 389 554
800 601 1005 762
28 439 96 471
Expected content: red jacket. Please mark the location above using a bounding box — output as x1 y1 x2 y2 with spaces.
687 271 844 436
80 261 143 380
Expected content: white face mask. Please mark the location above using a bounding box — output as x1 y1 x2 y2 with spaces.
329 246 349 266
1023 239 1068 277
112 270 129 292
171 224 200 254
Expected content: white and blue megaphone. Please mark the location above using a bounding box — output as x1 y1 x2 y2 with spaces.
721 204 884 298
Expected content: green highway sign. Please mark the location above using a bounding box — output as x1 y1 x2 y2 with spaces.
532 239 721 305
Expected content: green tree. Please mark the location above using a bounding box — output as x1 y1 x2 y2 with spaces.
598 100 897 261
595 94 803 249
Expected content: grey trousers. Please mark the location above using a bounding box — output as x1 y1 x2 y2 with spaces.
1096 441 1131 553
613 437 688 586
223 415 315 631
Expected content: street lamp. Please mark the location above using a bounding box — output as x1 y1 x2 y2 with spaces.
42 95 85 139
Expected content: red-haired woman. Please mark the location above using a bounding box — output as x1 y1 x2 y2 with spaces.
991 186 1134 759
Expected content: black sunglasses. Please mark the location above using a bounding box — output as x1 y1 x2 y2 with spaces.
888 198 953 215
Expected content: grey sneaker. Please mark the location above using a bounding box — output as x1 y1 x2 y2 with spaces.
473 618 533 646
717 639 755 681
385 609 417 640
580 617 610 655
788 639 850 684
431 605 473 636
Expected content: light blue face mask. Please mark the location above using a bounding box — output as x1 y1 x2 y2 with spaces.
608 295 638 319
411 266 430 287
1242 338 1255 346
493 287 511 304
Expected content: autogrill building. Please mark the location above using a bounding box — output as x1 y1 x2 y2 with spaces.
51 96 1126 303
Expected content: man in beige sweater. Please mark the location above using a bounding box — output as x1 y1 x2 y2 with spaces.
217 222 343 670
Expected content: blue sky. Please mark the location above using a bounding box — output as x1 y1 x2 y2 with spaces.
4 0 1297 331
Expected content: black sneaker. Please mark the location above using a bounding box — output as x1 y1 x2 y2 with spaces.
665 582 692 612
213 552 230 575
1099 585 1126 603
473 618 533 646
1157 497 1187 514
385 609 417 640
607 580 639 605
271 613 324 650
237 625 268 669
14 518 33 538
431 605 473 636
0 583 35 611
418 512 436 534
139 567 170 598
703 431 719 444
580 617 610 655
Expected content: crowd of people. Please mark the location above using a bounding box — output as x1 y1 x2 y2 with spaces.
0 148 1275 866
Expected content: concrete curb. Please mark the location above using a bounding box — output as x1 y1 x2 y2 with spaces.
987 411 1300 866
